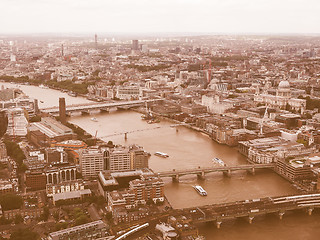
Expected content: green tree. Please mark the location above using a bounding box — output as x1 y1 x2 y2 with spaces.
3 139 26 172
40 206 50 221
14 214 23 224
0 110 8 138
75 214 89 226
29 115 41 122
9 228 39 240
0 193 23 211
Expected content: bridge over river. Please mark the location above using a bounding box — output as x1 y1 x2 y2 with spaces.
174 193 320 228
41 99 162 115
157 163 275 181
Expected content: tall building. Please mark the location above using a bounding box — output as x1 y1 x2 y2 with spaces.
79 147 104 179
129 144 149 169
6 108 28 137
59 97 66 124
132 39 139 50
104 146 130 171
61 44 64 57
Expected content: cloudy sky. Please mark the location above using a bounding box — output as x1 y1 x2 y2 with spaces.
1 0 320 34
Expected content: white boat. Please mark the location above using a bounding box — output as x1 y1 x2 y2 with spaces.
193 185 207 196
68 91 77 97
154 152 169 158
39 84 48 89
213 157 226 166
90 117 98 122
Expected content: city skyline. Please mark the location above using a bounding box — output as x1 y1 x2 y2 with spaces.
1 0 320 34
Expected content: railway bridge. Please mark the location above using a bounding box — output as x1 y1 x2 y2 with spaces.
177 193 320 228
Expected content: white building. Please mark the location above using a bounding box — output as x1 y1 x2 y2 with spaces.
79 147 104 179
105 146 131 171
6 108 28 136
254 80 306 113
116 85 141 100
201 94 234 114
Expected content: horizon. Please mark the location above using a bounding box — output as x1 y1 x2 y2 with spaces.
1 0 320 35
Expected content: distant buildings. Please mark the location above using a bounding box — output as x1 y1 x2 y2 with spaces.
132 40 139 51
254 80 306 114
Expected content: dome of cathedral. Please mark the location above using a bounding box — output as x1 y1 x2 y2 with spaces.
278 80 290 89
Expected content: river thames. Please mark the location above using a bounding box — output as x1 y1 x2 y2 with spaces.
2 82 320 240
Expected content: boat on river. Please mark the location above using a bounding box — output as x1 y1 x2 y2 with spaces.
212 157 226 166
90 117 98 122
154 152 169 158
193 185 207 196
68 91 77 97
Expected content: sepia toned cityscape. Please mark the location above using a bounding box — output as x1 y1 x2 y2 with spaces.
1 1 320 240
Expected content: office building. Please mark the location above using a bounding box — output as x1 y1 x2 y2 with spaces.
79 147 104 179
6 108 28 136
104 146 131 171
132 39 139 50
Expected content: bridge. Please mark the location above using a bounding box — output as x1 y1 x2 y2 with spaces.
157 164 275 181
41 99 162 115
177 193 320 228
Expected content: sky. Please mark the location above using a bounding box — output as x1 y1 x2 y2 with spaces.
1 0 320 34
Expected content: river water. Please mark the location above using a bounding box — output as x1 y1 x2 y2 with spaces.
2 82 320 240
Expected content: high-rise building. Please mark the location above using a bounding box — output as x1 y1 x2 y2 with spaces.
6 108 28 137
105 146 130 171
59 97 66 124
79 147 104 179
132 39 139 50
129 144 149 169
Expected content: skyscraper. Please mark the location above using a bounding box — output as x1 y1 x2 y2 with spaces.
132 40 139 50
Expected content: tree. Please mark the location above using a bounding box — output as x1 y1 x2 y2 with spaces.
105 212 113 221
9 228 39 240
0 216 12 225
3 139 26 172
29 115 41 122
75 214 89 226
14 214 23 224
0 193 23 211
0 110 8 138
40 206 50 221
